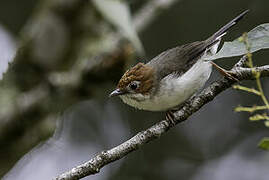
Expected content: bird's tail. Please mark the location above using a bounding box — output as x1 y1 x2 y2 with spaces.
213 10 249 40
208 10 249 43
204 10 249 55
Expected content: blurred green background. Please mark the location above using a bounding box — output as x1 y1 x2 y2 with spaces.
0 0 269 180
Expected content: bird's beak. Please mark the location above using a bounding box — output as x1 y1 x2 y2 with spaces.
109 88 126 97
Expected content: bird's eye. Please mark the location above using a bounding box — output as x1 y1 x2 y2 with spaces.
129 82 138 90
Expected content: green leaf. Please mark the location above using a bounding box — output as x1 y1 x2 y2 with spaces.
204 23 269 60
258 137 269 151
92 0 144 54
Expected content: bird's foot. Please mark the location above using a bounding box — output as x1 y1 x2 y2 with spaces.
165 110 177 125
210 61 238 81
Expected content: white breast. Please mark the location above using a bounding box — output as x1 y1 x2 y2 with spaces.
120 60 212 111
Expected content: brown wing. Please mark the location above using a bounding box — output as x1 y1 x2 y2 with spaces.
147 41 209 81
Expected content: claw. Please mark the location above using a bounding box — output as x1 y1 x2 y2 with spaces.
165 111 177 125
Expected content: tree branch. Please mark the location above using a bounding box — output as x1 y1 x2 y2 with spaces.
0 0 183 176
54 59 269 180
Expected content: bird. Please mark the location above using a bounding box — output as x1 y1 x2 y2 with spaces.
110 10 249 123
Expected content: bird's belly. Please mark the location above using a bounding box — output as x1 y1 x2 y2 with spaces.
121 60 212 111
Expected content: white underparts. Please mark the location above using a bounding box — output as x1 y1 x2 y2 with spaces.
120 60 212 111
120 42 220 111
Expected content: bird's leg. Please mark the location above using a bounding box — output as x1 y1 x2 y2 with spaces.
165 101 191 125
165 110 177 125
210 61 238 81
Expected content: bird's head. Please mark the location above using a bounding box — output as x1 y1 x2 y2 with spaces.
109 63 155 99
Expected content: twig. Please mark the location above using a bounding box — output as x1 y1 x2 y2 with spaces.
233 55 248 68
54 62 269 180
